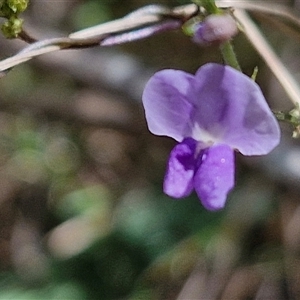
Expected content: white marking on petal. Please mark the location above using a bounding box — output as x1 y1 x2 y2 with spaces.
191 123 222 145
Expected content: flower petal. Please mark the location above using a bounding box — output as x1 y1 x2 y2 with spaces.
194 144 234 210
190 63 280 155
142 69 194 142
163 138 197 198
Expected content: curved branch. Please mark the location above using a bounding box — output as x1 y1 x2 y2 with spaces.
0 4 198 74
0 1 299 76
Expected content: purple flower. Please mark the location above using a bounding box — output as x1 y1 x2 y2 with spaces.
192 14 238 46
142 63 280 210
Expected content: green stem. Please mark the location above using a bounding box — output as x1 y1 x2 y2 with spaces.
193 0 242 71
193 0 221 14
220 41 241 71
201 0 220 14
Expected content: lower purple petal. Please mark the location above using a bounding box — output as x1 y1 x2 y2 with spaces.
194 144 234 210
163 138 197 198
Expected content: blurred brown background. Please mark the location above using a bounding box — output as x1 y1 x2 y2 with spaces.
0 0 299 299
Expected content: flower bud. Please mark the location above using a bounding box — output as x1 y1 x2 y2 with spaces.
192 14 238 46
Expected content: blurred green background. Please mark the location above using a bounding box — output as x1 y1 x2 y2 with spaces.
0 0 299 299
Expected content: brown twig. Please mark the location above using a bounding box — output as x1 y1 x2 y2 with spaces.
0 4 198 73
18 29 38 44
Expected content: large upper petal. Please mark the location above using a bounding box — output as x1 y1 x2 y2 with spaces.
163 138 197 198
189 63 280 155
194 144 234 210
142 69 194 142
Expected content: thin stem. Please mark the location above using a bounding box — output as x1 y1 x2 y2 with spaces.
196 0 220 14
220 41 241 71
194 0 242 71
18 29 38 43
